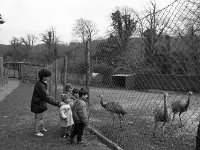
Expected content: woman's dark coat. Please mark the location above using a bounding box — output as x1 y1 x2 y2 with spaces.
31 80 59 114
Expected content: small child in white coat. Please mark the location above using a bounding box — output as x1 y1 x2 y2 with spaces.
59 93 74 138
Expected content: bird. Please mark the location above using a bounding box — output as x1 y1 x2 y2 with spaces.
153 92 170 137
97 94 127 128
170 91 193 127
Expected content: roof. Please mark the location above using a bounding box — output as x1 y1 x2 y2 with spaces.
112 74 132 77
4 62 44 67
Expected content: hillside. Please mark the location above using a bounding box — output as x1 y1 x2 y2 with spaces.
0 44 12 57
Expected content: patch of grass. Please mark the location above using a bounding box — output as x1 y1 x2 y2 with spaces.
89 88 196 150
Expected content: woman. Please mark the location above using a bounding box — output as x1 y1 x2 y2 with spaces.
31 68 64 137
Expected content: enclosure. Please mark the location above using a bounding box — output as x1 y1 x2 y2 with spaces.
3 0 200 149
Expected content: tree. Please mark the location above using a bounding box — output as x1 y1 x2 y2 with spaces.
175 0 200 74
142 1 169 66
111 7 137 52
10 37 25 61
94 7 137 73
21 34 37 62
41 27 59 63
72 18 97 45
72 18 98 90
0 14 5 24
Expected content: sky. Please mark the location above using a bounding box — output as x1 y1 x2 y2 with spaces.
0 0 175 45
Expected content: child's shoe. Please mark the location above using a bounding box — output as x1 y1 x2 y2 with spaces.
41 128 48 132
61 135 66 138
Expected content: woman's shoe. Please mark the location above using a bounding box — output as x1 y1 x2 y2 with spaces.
35 132 44 137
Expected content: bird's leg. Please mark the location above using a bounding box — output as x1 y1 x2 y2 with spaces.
179 113 182 128
161 122 166 135
119 114 122 128
153 122 158 137
170 113 175 126
111 112 115 127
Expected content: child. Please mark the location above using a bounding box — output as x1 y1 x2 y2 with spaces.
72 88 79 99
59 94 74 138
63 83 76 107
69 88 89 144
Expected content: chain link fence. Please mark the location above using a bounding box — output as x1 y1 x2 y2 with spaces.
4 0 200 149
86 0 200 149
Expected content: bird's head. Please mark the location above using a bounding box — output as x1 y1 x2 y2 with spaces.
188 91 193 95
163 92 168 98
97 94 103 98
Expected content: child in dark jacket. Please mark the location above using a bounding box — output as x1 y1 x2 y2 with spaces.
31 69 65 137
69 88 89 144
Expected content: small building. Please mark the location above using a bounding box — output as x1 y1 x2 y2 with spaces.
112 74 132 88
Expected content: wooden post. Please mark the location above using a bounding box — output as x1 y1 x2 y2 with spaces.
55 59 57 100
0 57 3 89
0 57 3 78
85 40 91 105
63 56 67 93
48 65 52 95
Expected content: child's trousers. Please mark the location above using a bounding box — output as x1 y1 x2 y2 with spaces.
35 113 44 133
70 123 85 142
61 126 72 136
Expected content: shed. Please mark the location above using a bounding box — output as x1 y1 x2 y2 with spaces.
112 74 132 88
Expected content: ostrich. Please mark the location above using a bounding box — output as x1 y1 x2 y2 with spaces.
153 92 170 137
171 91 193 127
97 94 127 128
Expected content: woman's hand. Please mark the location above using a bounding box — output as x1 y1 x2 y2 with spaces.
59 102 66 107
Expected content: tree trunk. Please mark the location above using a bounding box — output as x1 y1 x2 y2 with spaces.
63 56 67 93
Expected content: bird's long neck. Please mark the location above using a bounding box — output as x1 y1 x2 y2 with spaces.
163 94 168 116
100 97 106 108
184 92 191 110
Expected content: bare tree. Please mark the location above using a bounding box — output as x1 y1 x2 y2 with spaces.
41 27 59 62
10 37 25 61
141 0 170 68
21 34 37 61
72 18 98 90
72 18 97 42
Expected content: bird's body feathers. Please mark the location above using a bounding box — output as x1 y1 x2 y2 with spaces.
98 94 127 128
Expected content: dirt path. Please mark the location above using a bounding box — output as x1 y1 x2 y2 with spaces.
0 79 111 150
0 78 20 101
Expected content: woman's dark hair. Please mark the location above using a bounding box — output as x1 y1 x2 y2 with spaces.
79 88 88 97
38 69 51 80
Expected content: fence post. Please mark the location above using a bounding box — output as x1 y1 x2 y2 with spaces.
55 59 57 99
36 67 38 83
0 57 3 89
63 56 67 93
85 40 91 104
0 57 3 79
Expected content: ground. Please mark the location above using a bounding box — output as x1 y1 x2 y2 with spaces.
0 79 111 150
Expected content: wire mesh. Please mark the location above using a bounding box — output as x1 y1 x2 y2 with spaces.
15 0 200 149
86 0 199 149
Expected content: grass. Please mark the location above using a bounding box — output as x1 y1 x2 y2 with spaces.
0 81 110 150
1 78 197 150
88 87 197 150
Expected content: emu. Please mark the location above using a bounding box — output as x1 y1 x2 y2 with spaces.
171 91 193 127
97 94 127 128
153 92 170 137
